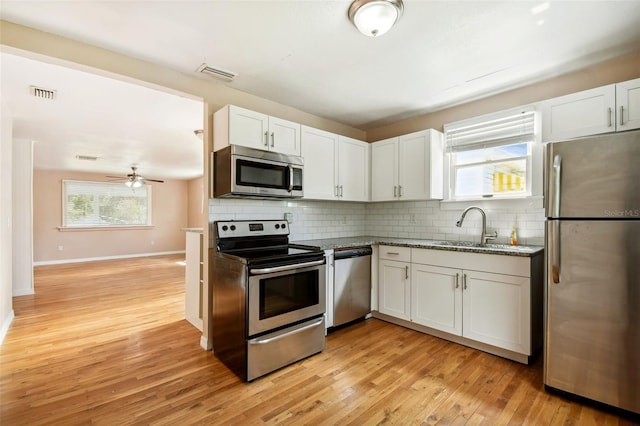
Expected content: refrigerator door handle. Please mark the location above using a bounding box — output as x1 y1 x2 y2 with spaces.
551 155 562 217
551 221 561 284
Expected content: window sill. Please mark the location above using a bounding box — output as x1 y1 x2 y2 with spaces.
58 225 154 232
439 196 544 211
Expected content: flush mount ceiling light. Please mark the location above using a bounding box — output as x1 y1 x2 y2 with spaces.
348 0 404 37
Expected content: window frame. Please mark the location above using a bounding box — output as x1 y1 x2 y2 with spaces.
444 107 540 202
61 180 153 229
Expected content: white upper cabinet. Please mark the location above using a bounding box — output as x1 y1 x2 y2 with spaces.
301 126 338 200
214 105 301 156
338 136 369 202
616 78 640 132
370 137 398 201
301 126 369 201
371 129 443 201
541 78 640 142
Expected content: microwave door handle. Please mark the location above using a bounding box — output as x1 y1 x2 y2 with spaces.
288 165 294 192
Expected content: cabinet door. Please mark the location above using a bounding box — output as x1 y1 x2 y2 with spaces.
541 85 616 142
399 131 431 200
370 137 398 201
378 259 410 321
301 126 338 200
228 105 270 150
338 136 369 201
411 264 462 336
269 116 301 156
616 78 640 132
462 270 530 354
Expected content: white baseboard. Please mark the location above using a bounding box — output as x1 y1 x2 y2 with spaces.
200 335 211 351
33 250 186 266
12 288 34 297
0 310 15 346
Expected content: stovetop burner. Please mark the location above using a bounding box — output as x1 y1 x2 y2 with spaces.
214 220 323 266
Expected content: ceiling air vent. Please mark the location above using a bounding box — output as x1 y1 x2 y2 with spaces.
76 155 98 161
196 63 237 82
30 85 57 100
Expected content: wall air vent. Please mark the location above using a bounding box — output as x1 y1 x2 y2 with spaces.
196 63 237 82
30 85 57 100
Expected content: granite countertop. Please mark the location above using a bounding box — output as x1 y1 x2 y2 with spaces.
293 236 544 257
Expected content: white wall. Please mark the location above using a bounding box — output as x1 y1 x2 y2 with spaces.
12 138 33 296
1 102 15 344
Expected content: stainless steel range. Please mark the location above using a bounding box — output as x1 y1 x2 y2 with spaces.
211 220 326 381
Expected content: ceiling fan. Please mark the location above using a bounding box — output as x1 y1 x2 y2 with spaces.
106 166 164 188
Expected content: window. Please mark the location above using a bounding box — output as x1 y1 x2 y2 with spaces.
62 180 152 228
445 109 537 200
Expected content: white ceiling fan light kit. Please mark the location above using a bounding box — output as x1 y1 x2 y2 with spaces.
348 0 404 37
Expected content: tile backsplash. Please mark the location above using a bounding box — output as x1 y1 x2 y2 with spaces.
209 198 545 246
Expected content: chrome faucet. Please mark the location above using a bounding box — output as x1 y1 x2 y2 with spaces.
456 206 498 245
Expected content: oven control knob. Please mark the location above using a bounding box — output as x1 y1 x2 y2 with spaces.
230 225 236 231
221 225 228 231
281 223 286 229
275 224 280 229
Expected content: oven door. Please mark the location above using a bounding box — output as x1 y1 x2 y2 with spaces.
248 259 325 336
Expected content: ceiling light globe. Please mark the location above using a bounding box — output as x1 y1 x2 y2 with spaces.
125 180 133 188
349 0 403 37
132 180 142 188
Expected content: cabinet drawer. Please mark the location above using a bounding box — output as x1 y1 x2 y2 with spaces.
379 245 411 262
411 248 530 277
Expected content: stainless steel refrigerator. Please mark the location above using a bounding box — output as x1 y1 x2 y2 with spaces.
544 130 640 414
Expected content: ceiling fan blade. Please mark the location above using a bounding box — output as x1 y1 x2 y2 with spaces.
145 178 165 183
106 175 126 179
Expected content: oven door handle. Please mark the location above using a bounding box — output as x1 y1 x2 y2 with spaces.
250 259 325 275
248 317 324 345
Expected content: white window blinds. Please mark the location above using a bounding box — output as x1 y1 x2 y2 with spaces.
445 110 536 152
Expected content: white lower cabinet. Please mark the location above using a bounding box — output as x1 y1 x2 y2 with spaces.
378 246 411 321
376 245 542 362
378 259 411 321
462 270 530 354
411 264 461 335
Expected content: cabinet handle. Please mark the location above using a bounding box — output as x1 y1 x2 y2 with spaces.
335 185 339 197
270 132 275 147
398 185 402 197
405 266 409 280
620 106 624 126
386 252 400 255
455 273 459 289
608 107 612 127
394 186 397 197
463 274 467 290
264 131 269 146
340 185 344 197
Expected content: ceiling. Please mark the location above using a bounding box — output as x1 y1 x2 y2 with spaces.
1 1 640 177
1 52 204 179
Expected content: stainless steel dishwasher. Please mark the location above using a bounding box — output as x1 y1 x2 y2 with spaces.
333 246 372 327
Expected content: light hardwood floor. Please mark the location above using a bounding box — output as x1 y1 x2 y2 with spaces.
1 254 636 425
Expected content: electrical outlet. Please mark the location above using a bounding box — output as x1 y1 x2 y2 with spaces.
58 245 63 251
409 213 416 224
284 212 293 223
150 240 155 245
341 215 347 225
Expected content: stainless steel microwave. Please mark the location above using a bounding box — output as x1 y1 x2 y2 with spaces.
213 145 303 198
